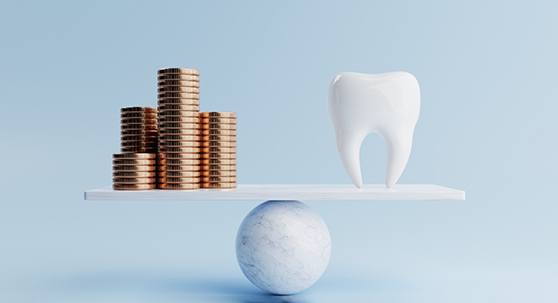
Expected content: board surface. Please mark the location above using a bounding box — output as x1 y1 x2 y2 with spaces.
85 184 465 201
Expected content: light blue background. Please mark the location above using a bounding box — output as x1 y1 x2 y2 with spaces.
1 0 557 302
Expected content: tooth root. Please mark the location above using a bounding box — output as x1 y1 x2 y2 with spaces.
336 130 366 188
382 126 414 188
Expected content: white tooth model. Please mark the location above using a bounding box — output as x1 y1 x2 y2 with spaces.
329 71 421 188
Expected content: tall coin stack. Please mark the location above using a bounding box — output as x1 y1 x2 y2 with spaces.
157 68 201 190
200 112 237 189
113 107 158 190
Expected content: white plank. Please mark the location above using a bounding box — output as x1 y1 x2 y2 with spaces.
85 184 465 201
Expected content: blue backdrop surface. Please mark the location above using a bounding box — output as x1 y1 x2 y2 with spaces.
1 0 557 302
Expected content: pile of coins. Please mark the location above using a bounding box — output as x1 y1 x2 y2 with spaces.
200 112 237 189
120 107 158 153
110 68 238 191
157 68 201 190
113 153 157 190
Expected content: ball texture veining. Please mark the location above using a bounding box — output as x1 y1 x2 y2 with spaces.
236 200 331 295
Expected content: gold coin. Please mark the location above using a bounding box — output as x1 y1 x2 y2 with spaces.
160 171 201 177
163 153 201 159
158 116 200 123
114 183 156 190
121 111 156 117
158 86 199 93
159 129 201 137
121 107 156 113
120 119 157 124
120 109 156 115
120 125 157 132
113 164 156 172
201 182 237 189
201 170 236 177
121 117 158 124
158 98 200 105
123 146 154 151
200 112 236 118
113 171 157 178
120 144 157 151
121 147 158 153
161 140 201 147
120 111 157 117
202 146 236 153
158 67 199 75
158 144 198 150
162 176 201 183
113 177 157 184
158 92 200 99
159 158 201 165
201 153 236 159
120 113 157 123
158 74 200 81
201 158 236 165
113 159 156 165
200 140 236 147
121 124 158 130
158 144 198 151
120 124 157 130
160 180 200 185
160 146 201 153
202 135 236 142
158 111 200 118
120 129 158 139
158 97 200 103
159 122 200 129
120 132 157 138
113 153 156 159
158 79 200 86
159 105 199 118
160 164 200 171
201 129 237 136
159 183 200 190
201 117 236 124
158 83 200 90
159 134 201 142
120 133 158 138
201 123 236 130
201 164 236 171
121 130 158 136
202 176 236 183
121 148 157 153
158 105 200 113
120 117 156 123
120 138 157 144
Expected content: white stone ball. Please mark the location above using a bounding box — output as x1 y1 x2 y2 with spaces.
236 200 331 295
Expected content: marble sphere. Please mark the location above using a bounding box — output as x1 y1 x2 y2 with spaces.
236 200 331 295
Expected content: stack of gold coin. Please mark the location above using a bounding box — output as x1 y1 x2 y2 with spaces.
113 153 157 190
120 107 158 153
200 112 237 189
157 68 201 190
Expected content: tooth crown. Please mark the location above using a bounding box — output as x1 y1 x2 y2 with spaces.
329 71 420 188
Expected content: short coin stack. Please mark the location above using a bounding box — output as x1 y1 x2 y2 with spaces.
120 107 158 153
157 68 201 190
112 153 157 190
200 112 237 189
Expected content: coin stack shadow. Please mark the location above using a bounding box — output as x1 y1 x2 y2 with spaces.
200 112 237 189
113 107 158 190
157 68 201 190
